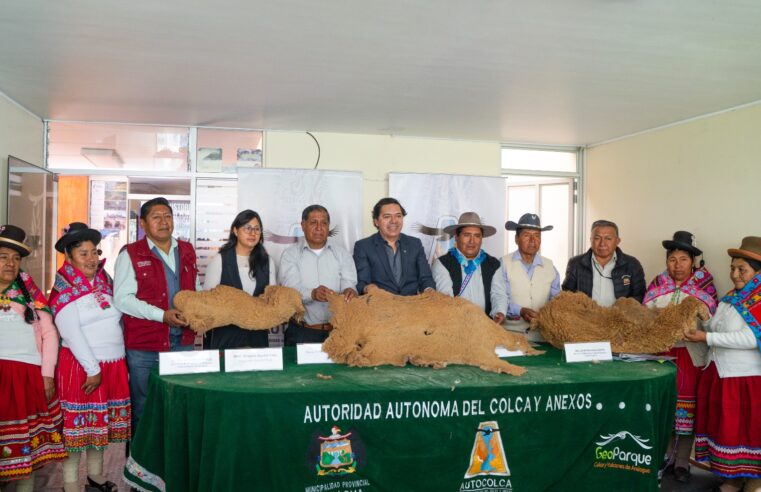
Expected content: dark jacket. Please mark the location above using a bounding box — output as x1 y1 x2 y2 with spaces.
122 238 198 351
354 232 435 296
561 248 646 303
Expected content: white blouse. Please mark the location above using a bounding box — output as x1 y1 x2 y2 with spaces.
0 309 41 367
56 292 124 377
705 302 761 378
203 253 277 294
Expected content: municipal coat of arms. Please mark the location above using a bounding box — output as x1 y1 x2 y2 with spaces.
315 426 357 476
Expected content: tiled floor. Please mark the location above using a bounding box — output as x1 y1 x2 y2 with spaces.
4 443 128 491
3 447 726 491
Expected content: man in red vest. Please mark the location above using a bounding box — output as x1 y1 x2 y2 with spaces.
113 197 199 432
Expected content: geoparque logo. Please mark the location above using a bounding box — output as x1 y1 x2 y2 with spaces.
593 431 653 472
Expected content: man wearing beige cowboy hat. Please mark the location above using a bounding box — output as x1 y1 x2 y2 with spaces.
502 213 561 341
431 212 507 324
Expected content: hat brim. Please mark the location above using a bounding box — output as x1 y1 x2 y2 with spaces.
55 229 102 253
505 221 553 232
0 238 31 257
728 248 761 264
443 223 497 238
662 240 702 257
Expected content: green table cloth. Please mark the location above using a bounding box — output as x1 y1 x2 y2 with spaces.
124 347 675 492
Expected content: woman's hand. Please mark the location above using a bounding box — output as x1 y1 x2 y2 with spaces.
683 327 707 343
81 372 102 395
42 376 56 402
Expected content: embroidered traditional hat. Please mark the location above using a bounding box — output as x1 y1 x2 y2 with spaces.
662 230 702 257
728 236 761 263
442 212 497 237
505 213 553 232
0 224 32 257
55 222 102 253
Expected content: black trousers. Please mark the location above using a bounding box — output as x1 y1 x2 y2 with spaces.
203 324 269 350
283 320 329 346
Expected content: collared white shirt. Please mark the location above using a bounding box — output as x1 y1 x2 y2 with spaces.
278 238 357 325
592 252 617 307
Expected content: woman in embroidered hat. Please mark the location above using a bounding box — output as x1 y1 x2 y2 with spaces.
0 225 66 491
48 222 129 492
643 231 718 482
684 236 761 491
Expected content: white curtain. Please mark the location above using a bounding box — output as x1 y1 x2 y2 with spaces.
237 168 363 264
389 172 506 264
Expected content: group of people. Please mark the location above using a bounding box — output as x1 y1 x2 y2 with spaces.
1 195 760 492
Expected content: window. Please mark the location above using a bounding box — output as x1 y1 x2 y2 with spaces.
47 122 190 172
196 128 263 173
43 123 266 290
501 146 582 275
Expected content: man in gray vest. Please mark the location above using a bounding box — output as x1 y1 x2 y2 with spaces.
502 213 560 341
432 212 507 324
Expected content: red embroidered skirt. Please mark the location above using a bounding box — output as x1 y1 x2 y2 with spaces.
56 347 131 452
0 359 66 482
666 346 700 435
695 362 761 478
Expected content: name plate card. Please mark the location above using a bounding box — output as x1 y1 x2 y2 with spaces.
495 346 524 358
297 343 335 365
225 348 283 372
563 341 613 363
159 350 220 376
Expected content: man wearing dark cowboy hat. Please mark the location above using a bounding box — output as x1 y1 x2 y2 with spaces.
431 212 507 323
113 197 200 432
562 219 645 305
502 213 560 341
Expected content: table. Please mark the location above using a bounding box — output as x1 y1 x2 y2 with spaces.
124 347 675 492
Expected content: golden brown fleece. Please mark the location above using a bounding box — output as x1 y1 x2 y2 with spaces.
173 285 304 334
322 288 542 376
533 292 710 353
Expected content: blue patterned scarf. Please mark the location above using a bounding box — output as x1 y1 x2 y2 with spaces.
721 271 761 352
449 247 486 296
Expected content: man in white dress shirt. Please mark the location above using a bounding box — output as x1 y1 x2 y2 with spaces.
432 212 507 324
279 205 358 345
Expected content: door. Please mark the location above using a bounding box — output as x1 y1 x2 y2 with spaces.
6 155 58 292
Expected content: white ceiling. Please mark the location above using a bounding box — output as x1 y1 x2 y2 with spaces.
2 1 761 146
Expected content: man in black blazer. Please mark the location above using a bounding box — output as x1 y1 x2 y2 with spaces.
354 197 435 296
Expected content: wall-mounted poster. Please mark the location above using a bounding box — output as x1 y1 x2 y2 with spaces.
389 172 506 264
197 147 223 172
236 148 262 168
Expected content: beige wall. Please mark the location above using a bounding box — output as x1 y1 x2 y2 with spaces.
264 131 501 234
0 94 44 221
586 103 761 294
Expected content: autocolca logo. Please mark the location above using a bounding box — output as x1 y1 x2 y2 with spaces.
593 431 653 474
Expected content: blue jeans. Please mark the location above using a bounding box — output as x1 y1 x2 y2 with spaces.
127 332 193 434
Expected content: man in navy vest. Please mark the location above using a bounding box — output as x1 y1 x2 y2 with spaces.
431 212 507 324
113 197 199 431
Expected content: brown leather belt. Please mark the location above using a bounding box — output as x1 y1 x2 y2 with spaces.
291 318 333 331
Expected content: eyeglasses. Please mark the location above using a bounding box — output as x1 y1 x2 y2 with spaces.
240 225 261 234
